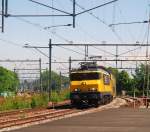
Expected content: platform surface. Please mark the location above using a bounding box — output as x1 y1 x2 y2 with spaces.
12 108 150 132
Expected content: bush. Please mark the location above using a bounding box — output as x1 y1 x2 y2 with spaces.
31 94 49 108
126 88 144 97
0 89 70 111
50 89 70 102
31 97 36 108
0 96 31 111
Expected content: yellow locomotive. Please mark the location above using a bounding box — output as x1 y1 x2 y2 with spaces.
70 62 116 107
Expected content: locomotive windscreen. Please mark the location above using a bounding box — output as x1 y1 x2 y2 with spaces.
70 72 100 81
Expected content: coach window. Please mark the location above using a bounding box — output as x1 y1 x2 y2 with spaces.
103 74 110 85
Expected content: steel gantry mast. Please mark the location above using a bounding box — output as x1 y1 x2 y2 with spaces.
0 0 118 32
23 38 150 102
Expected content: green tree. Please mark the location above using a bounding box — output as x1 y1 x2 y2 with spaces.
117 70 132 94
107 67 119 76
107 67 132 95
132 63 150 95
0 66 19 93
41 70 69 92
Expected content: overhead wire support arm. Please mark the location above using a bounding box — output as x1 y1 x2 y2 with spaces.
1 0 118 32
71 59 150 62
14 68 46 70
7 14 71 17
24 43 150 48
44 24 72 29
0 59 39 62
34 47 49 58
51 43 150 46
29 0 71 15
109 20 150 27
76 0 118 16
23 45 48 49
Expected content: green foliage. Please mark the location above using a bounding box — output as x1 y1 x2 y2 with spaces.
30 97 36 108
126 89 143 97
132 63 150 96
107 67 119 76
117 70 132 94
0 66 19 93
107 63 150 96
133 63 145 90
50 89 70 102
0 89 70 111
0 96 31 111
107 67 132 95
41 70 69 91
0 94 48 111
30 94 49 108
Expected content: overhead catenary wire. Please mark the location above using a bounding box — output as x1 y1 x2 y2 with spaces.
29 0 71 15
14 17 73 43
55 0 100 58
58 46 85 56
112 4 150 60
109 21 149 27
92 46 116 56
0 37 46 58
34 48 49 58
0 0 149 73
112 0 116 31
69 0 124 43
1 0 118 32
75 23 116 56
0 38 22 47
55 0 120 57
75 0 118 16
4 1 122 60
108 3 150 68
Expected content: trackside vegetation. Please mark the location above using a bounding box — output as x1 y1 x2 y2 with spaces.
0 66 19 94
0 66 70 111
108 63 150 96
0 63 149 111
0 89 70 111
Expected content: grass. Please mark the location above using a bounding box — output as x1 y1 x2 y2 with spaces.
51 89 70 102
0 89 70 111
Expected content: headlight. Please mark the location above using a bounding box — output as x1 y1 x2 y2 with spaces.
89 88 97 91
74 88 80 92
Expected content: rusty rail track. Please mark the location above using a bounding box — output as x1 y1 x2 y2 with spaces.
0 109 79 129
0 100 77 130
120 96 143 108
0 100 71 117
0 97 138 130
0 108 46 117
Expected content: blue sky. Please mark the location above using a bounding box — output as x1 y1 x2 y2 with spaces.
0 0 149 74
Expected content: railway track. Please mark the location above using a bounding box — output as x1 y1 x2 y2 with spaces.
0 100 71 118
0 100 75 130
0 108 46 117
0 108 80 129
0 97 140 131
120 96 143 108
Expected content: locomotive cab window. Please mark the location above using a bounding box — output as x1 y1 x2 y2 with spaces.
103 74 110 85
70 72 100 81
